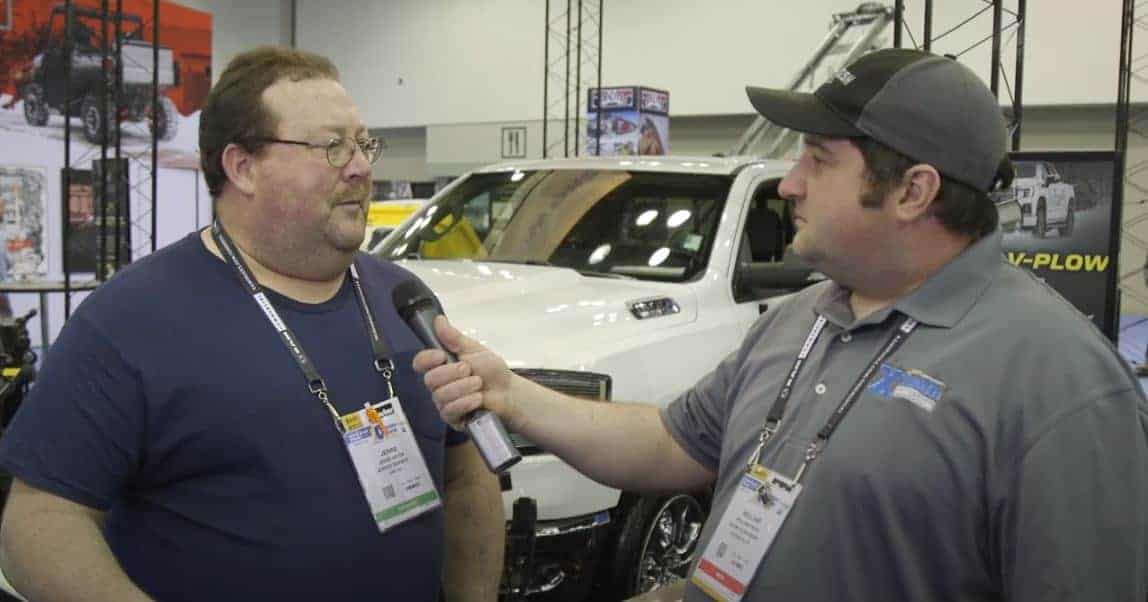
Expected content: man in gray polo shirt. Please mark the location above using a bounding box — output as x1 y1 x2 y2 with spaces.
416 48 1148 601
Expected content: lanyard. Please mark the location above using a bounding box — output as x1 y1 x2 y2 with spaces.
746 313 919 483
210 222 396 433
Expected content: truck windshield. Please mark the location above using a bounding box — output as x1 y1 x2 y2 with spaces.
1015 163 1036 178
373 169 732 283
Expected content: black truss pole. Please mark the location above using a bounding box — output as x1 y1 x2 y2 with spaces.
596 0 602 156
563 0 571 158
1012 0 1026 151
151 0 159 253
114 0 124 271
543 1 549 159
575 0 582 157
1116 0 1133 159
894 0 904 48
63 0 74 318
990 0 1002 97
923 0 933 52
1113 0 1134 346
98 0 109 283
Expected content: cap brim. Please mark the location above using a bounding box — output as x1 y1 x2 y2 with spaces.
745 86 863 138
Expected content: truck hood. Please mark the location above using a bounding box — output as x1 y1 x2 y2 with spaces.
395 260 698 367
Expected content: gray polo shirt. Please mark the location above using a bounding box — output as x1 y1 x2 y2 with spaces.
664 230 1148 601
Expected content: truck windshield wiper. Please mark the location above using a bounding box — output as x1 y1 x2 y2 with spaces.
578 270 635 280
484 259 555 267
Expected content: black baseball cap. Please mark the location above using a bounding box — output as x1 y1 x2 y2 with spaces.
746 48 1009 193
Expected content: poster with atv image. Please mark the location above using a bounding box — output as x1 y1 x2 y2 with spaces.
0 0 212 169
992 150 1121 340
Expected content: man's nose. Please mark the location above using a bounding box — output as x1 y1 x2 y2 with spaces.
343 143 374 181
777 165 804 202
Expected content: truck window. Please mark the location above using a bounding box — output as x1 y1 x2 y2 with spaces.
375 170 733 283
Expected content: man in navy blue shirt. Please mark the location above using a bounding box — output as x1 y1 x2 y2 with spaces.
0 46 504 601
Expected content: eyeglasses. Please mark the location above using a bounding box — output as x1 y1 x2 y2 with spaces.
253 136 384 168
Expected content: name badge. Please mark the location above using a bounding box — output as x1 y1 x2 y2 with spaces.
340 398 442 533
691 465 802 601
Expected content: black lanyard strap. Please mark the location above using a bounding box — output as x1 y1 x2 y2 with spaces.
210 222 395 431
348 263 396 379
746 313 919 483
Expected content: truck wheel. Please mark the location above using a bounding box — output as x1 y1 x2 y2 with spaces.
81 94 115 145
1060 202 1075 237
151 96 178 142
22 84 49 127
602 493 706 598
1035 203 1047 239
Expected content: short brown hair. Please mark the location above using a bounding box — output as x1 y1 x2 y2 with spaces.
199 46 339 197
853 137 998 238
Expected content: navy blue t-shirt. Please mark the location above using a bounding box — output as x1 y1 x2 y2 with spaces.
0 233 466 601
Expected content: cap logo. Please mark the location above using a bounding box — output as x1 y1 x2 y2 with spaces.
834 68 856 86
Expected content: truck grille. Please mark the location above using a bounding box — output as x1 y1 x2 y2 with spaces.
508 369 612 454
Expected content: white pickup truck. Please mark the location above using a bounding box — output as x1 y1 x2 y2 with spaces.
1013 160 1076 238
373 155 817 601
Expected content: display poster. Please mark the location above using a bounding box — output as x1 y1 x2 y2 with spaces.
992 150 1121 340
0 0 212 169
63 160 129 274
0 166 46 280
586 86 670 157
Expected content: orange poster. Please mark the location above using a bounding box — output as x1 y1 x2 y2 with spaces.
0 0 212 168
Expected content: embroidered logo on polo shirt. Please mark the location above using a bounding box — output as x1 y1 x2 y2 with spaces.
867 363 946 412
835 68 856 85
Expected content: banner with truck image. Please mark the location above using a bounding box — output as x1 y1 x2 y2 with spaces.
993 150 1121 340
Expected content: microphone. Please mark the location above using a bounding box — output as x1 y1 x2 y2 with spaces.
393 279 522 474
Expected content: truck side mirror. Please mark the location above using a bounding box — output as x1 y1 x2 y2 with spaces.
736 261 817 292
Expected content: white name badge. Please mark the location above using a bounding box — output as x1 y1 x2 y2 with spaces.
691 465 802 601
340 398 442 533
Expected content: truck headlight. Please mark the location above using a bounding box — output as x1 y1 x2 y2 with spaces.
508 369 612 453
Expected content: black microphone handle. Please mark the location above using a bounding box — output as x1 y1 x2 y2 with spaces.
408 305 521 474
407 306 456 360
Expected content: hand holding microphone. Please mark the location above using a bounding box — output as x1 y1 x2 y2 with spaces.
396 279 521 474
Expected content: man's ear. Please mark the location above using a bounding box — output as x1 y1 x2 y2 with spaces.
894 164 942 222
220 143 258 196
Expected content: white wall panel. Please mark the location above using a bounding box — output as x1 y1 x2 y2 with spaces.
297 0 545 128
297 1 1130 128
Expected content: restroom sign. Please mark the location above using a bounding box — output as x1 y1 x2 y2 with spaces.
501 127 527 158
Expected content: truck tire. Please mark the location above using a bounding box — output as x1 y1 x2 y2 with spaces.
151 95 178 142
598 493 707 599
81 94 114 145
1035 202 1047 239
22 84 49 127
1060 201 1075 237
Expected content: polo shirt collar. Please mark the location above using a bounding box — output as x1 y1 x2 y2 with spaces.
813 229 1003 329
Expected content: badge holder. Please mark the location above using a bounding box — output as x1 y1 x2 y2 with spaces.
341 398 442 533
691 430 808 602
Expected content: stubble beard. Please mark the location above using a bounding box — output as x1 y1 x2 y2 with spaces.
254 210 366 282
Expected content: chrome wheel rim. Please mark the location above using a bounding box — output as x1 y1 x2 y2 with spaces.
633 494 704 593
